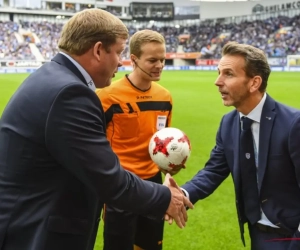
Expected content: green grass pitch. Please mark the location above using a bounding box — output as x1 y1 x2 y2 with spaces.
1 71 300 250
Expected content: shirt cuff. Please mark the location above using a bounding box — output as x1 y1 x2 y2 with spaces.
181 188 190 200
298 223 300 232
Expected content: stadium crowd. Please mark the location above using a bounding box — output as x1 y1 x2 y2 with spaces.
0 21 35 60
0 13 299 61
20 21 61 60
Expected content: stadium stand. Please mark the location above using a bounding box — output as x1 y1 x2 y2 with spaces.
0 21 36 60
1 14 299 61
0 0 299 63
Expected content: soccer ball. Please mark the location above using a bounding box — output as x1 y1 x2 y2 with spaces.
148 127 191 171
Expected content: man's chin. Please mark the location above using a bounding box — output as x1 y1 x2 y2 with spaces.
105 80 112 87
151 76 161 81
222 100 233 107
95 80 112 89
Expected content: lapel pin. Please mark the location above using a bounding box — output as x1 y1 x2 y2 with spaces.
266 116 271 120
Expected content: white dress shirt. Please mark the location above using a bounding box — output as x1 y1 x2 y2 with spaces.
182 93 280 227
239 93 278 227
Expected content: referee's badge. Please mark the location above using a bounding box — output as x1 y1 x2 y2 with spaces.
246 153 251 159
156 115 167 130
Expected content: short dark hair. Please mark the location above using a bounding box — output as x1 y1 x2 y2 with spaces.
222 42 271 92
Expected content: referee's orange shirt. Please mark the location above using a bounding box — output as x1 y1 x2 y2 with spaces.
96 76 172 179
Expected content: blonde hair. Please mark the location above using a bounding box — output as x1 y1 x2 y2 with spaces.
58 9 128 55
130 29 165 58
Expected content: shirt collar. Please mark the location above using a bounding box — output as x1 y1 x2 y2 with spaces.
239 93 267 123
59 52 96 90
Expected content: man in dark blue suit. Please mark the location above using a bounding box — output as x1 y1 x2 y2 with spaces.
0 9 192 250
169 42 300 250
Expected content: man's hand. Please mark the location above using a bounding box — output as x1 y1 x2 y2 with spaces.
160 164 185 176
163 173 193 228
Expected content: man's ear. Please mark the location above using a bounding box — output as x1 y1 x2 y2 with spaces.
130 54 137 64
93 41 103 61
250 75 262 93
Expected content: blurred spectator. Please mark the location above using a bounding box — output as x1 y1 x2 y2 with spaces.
1 14 300 60
200 44 214 59
0 21 35 60
21 20 63 60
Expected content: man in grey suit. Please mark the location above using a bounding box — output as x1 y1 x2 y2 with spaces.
166 42 300 250
0 9 192 250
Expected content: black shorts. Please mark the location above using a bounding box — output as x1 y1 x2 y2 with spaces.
103 172 164 250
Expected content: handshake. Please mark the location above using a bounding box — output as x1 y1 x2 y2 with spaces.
163 173 194 228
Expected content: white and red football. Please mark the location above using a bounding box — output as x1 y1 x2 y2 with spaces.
148 127 191 171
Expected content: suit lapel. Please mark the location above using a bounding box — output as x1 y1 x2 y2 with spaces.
232 111 242 196
51 53 106 132
51 53 87 86
257 95 276 191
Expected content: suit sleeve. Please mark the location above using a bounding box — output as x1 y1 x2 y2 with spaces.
45 83 170 218
181 117 230 204
289 113 300 189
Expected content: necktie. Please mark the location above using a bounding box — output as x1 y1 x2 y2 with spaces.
240 116 260 225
